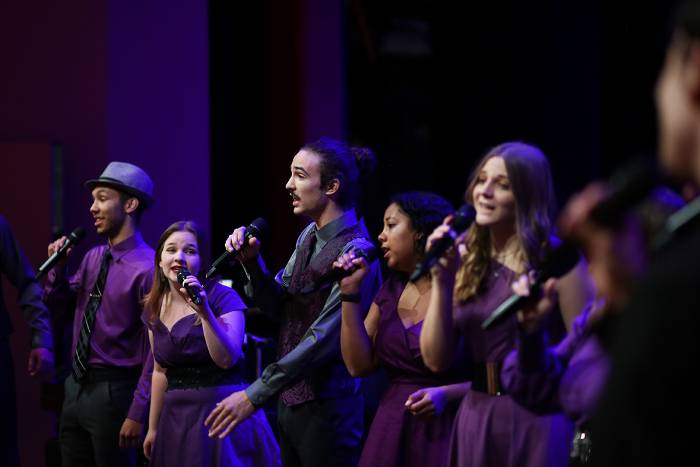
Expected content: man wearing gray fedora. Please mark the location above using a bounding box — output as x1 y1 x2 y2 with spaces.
44 161 155 467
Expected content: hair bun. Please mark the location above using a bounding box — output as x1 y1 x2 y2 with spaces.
351 146 377 179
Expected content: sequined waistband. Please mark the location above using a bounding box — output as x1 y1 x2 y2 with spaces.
166 365 246 390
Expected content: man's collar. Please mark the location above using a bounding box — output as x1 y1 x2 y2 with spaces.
108 231 145 261
315 209 358 245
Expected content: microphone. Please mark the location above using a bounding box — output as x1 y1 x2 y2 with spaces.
205 217 268 279
300 246 381 293
481 242 581 330
588 161 659 228
37 227 86 279
409 204 476 282
177 266 202 305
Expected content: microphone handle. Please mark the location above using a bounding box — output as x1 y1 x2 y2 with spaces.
37 252 61 279
481 276 544 330
480 294 525 329
205 250 233 279
37 240 72 279
304 247 379 292
409 257 433 282
186 286 202 305
205 230 260 279
177 269 203 305
410 235 453 282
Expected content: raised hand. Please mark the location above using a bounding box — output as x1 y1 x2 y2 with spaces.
46 236 72 267
224 226 261 264
425 217 461 280
512 274 558 335
333 250 369 294
178 273 208 312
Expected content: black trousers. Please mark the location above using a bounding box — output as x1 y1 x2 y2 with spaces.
60 374 139 467
277 394 364 467
0 338 20 467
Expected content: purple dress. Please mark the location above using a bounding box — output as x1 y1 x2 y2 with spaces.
146 282 280 467
501 306 611 429
359 275 461 467
449 261 572 467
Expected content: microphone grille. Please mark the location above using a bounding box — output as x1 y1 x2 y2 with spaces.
452 204 476 232
70 226 86 242
356 246 381 262
247 217 268 240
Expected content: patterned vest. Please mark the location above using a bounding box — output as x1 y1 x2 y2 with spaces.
278 223 365 406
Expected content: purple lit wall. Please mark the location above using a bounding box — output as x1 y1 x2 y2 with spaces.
0 0 109 238
0 1 209 465
0 2 108 466
0 0 210 251
106 1 210 252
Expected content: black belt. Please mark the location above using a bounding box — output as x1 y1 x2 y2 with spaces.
471 361 503 396
78 366 141 384
166 366 246 390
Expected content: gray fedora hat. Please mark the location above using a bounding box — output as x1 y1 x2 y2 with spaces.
85 161 154 208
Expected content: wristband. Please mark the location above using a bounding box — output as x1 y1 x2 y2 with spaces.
340 292 362 303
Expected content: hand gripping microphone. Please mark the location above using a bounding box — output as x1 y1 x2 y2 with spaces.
177 266 202 305
481 241 581 330
37 227 86 279
298 246 381 294
319 246 382 286
205 217 268 279
410 204 476 282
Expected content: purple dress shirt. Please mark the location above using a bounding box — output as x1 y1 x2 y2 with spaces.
45 232 155 421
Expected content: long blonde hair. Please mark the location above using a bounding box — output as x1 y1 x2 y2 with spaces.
455 142 556 302
144 220 204 324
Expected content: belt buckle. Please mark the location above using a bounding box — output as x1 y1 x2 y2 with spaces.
486 361 501 396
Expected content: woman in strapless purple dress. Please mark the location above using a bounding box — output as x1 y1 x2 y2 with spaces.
334 192 470 467
420 142 595 467
141 221 280 467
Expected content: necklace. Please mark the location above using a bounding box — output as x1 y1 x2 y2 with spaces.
492 241 523 271
402 281 430 309
397 279 432 328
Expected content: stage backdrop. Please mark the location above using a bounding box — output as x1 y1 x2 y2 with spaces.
1 143 55 467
